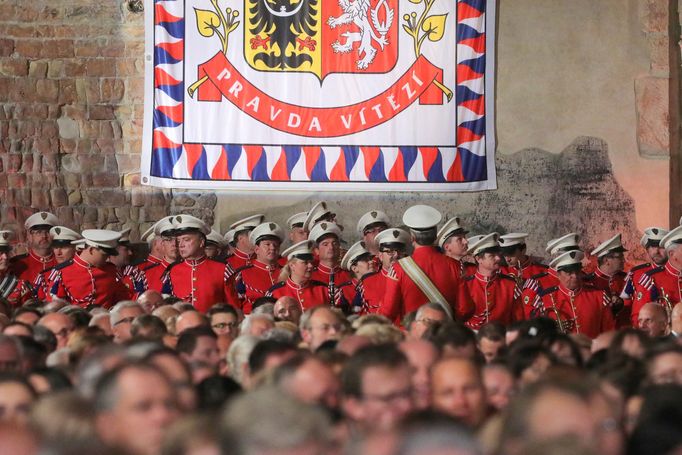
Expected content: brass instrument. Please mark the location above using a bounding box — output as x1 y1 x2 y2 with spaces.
659 287 673 328
548 293 565 334
568 294 580 334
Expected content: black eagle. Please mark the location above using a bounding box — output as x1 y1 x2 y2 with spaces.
249 0 319 70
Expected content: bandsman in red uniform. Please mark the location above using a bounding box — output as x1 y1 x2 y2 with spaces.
109 228 147 299
287 212 309 244
633 226 682 318
302 201 337 233
340 241 377 314
49 229 132 309
381 205 473 324
584 234 628 327
437 217 476 276
463 233 523 330
360 228 410 314
356 210 390 259
162 215 239 313
10 211 59 283
34 226 81 301
535 250 615 339
234 222 285 313
141 216 179 292
0 231 35 306
267 240 330 310
498 233 548 284
531 233 582 291
134 223 165 271
308 222 353 310
225 214 264 278
205 230 227 260
622 227 669 325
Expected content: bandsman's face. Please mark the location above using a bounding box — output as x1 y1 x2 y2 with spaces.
316 237 340 262
177 233 204 259
89 247 110 268
255 239 281 263
289 227 308 243
204 244 220 258
379 247 404 269
351 258 375 278
557 269 581 290
646 245 667 266
53 245 76 264
444 234 468 258
0 250 9 272
603 252 625 272
162 235 178 261
476 252 502 272
28 228 51 250
290 258 314 282
363 224 386 247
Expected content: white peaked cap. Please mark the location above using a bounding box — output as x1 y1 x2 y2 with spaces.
545 233 580 256
281 240 314 260
549 250 584 270
303 202 332 232
356 210 390 235
341 241 372 270
402 205 442 230
287 212 308 229
467 233 500 256
375 228 411 248
25 211 59 230
172 214 210 236
229 214 265 232
590 233 626 258
249 222 285 244
308 221 342 244
50 226 82 243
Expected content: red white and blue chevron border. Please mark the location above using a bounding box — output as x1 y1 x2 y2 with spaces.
141 0 497 191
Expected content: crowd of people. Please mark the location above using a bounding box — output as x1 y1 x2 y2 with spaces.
0 202 680 454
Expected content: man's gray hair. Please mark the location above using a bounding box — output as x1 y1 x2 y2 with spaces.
298 305 342 331
110 301 142 325
226 335 260 385
415 302 447 320
665 241 681 255
410 228 437 246
252 303 275 317
240 314 274 335
220 386 331 455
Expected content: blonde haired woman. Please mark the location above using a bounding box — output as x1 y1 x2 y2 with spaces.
267 240 329 310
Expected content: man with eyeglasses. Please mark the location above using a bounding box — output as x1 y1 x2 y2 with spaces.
535 250 614 338
37 312 75 349
110 301 145 343
300 306 346 351
48 230 132 309
225 214 265 278
340 344 414 433
11 211 59 282
141 217 180 292
208 304 241 339
584 234 628 327
359 228 410 315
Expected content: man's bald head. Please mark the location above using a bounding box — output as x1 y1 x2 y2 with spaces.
137 290 164 313
175 311 208 335
273 296 302 325
638 302 669 338
671 303 682 336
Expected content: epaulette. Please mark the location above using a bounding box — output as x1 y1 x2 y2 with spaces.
531 271 549 280
615 270 627 279
207 257 228 265
9 254 28 262
164 261 182 274
584 272 596 280
630 262 651 273
534 262 549 269
310 280 327 287
233 264 254 275
360 270 379 282
499 273 517 282
268 281 286 292
53 259 74 271
337 280 353 287
130 258 147 267
142 262 162 272
538 285 559 297
644 266 665 277
463 275 475 282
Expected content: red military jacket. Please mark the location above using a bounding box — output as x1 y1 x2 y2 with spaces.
500 257 548 284
381 246 473 323
584 267 628 327
226 249 254 279
267 279 330 310
142 259 172 293
0 272 35 306
360 269 392 314
11 251 56 283
49 255 132 309
530 268 560 291
311 263 353 287
33 267 53 301
234 260 283 314
633 262 681 321
620 262 656 325
135 254 163 272
162 257 238 313
536 284 615 339
119 265 148 300
463 272 523 330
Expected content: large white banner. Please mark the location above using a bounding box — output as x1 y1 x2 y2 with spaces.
142 0 496 191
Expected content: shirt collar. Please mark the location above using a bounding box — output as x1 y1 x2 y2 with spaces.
30 250 54 263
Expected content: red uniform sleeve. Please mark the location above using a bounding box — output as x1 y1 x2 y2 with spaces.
600 291 616 333
380 273 402 323
454 279 474 322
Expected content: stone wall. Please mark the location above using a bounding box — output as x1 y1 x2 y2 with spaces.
0 0 678 258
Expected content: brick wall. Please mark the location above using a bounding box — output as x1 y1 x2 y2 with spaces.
0 0 170 250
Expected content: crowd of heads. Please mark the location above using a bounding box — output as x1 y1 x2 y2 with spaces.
0 292 680 455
